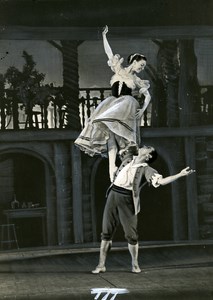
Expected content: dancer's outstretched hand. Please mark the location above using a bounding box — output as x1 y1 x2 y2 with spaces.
102 25 109 35
180 167 196 177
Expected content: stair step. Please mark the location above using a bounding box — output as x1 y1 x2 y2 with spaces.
204 215 213 224
199 224 213 239
207 141 213 152
198 194 211 204
202 203 213 214
197 175 213 183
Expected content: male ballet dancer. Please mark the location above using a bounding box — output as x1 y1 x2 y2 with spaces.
92 145 195 274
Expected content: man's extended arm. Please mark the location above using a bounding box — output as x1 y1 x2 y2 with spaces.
157 167 195 186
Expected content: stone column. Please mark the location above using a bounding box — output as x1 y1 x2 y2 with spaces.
184 137 199 240
61 40 81 130
178 40 201 127
54 142 72 245
45 164 57 246
156 40 180 127
71 142 83 243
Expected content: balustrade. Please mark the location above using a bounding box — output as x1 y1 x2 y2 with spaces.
0 86 212 130
79 87 150 128
0 88 66 130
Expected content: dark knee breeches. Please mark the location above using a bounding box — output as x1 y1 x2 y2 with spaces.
101 187 138 245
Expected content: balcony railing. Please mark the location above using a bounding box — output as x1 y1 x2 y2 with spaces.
79 88 151 128
0 88 66 130
0 86 212 130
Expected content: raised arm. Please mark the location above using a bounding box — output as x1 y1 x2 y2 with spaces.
157 167 195 186
102 25 113 60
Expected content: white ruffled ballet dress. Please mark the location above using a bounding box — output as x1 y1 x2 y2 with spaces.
74 54 150 157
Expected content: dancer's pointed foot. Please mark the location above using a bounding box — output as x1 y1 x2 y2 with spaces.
92 266 106 274
132 265 141 273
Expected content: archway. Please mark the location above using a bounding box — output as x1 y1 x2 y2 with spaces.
93 155 172 243
138 155 173 241
0 152 46 248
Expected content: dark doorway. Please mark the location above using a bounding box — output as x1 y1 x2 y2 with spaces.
94 155 173 243
0 153 46 248
139 156 173 241
13 154 45 206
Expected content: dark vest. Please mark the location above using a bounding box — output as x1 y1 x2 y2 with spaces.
111 81 132 97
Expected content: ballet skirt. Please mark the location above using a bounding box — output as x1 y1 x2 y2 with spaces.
74 54 150 157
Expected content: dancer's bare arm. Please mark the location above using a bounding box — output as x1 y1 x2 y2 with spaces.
157 167 195 186
102 25 113 59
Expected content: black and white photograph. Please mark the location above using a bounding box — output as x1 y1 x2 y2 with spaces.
0 0 212 299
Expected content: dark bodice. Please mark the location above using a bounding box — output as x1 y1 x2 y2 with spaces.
111 81 132 97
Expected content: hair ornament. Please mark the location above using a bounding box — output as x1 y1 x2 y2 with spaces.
129 53 146 64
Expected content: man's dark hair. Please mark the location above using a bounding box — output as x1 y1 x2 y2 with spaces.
147 150 158 164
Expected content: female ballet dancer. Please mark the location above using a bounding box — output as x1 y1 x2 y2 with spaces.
75 26 151 182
